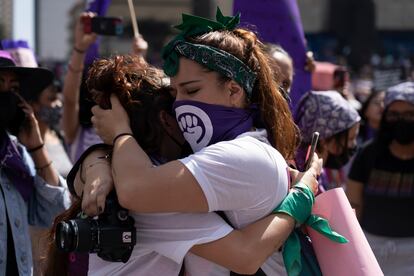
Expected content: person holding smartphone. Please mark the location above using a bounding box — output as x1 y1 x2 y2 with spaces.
295 90 361 191
62 12 149 164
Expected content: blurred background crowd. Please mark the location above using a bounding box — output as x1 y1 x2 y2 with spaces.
0 0 413 275
2 0 414 95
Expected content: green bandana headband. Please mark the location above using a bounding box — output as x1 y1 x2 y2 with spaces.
174 41 257 95
162 7 257 97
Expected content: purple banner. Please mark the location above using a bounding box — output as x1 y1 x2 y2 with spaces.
84 0 112 66
233 0 311 111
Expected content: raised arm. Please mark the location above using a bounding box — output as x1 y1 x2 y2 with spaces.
62 12 97 144
19 100 59 185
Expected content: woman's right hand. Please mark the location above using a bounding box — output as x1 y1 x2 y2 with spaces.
74 12 98 52
289 153 323 195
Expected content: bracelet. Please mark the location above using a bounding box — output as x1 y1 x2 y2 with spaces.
35 161 53 171
27 144 44 153
112 133 133 145
68 63 84 74
73 46 86 54
79 156 112 184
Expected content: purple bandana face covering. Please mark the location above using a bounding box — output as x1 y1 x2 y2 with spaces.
173 100 255 152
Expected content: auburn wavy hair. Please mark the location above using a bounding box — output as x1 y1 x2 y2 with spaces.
86 55 174 155
190 29 300 159
44 56 176 275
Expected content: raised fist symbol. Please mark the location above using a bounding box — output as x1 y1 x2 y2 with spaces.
178 115 203 144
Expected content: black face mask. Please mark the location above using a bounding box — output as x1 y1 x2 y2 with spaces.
325 146 357 169
0 91 26 136
382 120 414 145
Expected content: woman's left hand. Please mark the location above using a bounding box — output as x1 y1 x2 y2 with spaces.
91 94 132 145
18 100 43 148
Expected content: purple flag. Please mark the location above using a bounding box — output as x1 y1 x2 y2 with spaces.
233 0 311 111
84 0 112 66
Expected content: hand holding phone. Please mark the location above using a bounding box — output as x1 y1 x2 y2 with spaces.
305 132 319 170
83 16 124 36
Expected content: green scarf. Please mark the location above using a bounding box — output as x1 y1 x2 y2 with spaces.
273 183 348 276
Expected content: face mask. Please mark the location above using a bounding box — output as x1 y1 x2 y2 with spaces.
382 119 414 145
0 91 26 135
173 100 255 152
37 105 63 129
325 146 357 169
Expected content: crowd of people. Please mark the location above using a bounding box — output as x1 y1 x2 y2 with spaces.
0 6 413 276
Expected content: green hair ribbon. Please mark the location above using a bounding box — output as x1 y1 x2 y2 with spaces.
162 7 257 97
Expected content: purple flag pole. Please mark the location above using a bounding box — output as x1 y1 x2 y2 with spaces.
84 0 112 66
233 0 311 111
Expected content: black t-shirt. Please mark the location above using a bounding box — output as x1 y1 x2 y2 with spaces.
349 140 414 237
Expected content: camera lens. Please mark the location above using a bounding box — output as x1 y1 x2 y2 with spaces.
56 221 76 252
56 219 95 252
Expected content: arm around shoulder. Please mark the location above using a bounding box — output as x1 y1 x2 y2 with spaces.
111 135 209 213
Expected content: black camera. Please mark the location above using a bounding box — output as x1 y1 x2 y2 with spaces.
55 192 136 263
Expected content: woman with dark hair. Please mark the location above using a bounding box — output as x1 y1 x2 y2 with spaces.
347 82 414 275
295 90 361 190
358 90 385 143
78 9 322 275
0 50 70 275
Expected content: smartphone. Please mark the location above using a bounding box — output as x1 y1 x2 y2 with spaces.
305 132 319 170
83 16 124 36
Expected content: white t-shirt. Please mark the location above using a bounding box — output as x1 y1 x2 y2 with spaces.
180 129 289 275
88 212 233 275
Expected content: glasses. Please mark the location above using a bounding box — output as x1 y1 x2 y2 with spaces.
385 111 414 121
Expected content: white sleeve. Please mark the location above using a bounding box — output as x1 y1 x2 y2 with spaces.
136 212 233 264
179 137 289 213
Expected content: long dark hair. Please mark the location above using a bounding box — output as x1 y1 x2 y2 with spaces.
86 55 175 155
358 90 384 141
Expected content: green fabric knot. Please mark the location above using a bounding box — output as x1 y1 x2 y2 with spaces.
273 184 348 276
273 182 315 224
162 7 240 77
175 7 240 36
